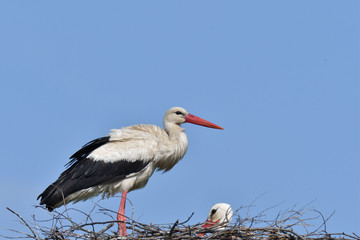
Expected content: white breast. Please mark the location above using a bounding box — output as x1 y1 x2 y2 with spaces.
153 129 188 172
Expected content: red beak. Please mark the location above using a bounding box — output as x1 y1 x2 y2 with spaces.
197 219 220 236
185 114 224 130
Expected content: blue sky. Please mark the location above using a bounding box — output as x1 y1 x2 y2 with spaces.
0 0 359 237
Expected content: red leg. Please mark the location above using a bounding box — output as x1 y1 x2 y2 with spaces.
117 191 128 236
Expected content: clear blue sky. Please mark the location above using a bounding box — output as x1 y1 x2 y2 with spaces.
0 1 359 237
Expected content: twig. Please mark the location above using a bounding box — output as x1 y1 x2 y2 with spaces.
6 207 38 239
169 219 179 237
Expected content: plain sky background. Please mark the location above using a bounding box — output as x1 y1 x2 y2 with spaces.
0 1 359 237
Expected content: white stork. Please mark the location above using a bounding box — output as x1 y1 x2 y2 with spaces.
37 107 223 236
198 203 233 236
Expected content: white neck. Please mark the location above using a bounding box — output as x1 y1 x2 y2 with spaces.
164 122 183 140
156 122 188 172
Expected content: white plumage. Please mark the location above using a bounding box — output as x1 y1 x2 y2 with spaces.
38 106 223 236
204 203 233 226
198 203 233 236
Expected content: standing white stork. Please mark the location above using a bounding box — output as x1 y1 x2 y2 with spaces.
37 107 223 236
198 203 233 236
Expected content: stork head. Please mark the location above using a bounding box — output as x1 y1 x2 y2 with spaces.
198 203 233 236
163 107 223 130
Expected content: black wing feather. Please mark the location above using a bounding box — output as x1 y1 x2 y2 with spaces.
37 136 149 211
65 136 110 168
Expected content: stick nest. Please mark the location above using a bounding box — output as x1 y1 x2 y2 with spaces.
2 200 359 240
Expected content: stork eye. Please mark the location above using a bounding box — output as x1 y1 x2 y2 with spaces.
211 209 217 216
175 111 184 116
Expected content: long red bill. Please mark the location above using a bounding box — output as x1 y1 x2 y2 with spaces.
197 219 220 236
185 113 224 130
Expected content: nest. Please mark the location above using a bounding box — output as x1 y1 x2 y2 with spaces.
2 201 359 240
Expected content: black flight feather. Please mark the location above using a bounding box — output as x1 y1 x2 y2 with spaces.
37 136 149 211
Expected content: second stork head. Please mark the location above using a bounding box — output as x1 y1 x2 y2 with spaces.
198 203 233 236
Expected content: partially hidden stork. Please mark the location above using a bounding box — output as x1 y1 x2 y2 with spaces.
37 107 223 236
198 203 233 237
